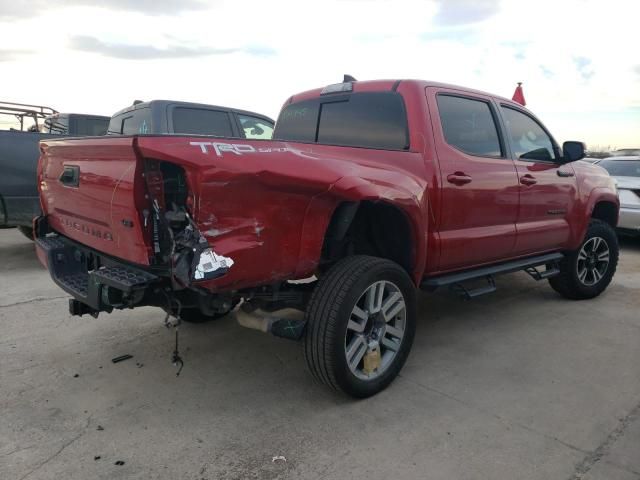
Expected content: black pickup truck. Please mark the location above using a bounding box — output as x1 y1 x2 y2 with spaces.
0 101 109 237
1 99 274 239
107 100 275 139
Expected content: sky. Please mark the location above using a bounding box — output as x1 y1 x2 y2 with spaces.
0 0 638 149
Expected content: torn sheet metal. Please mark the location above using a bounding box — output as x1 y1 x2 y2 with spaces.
169 209 234 286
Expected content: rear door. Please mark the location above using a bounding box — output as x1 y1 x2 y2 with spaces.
39 137 151 265
498 105 578 255
426 87 519 271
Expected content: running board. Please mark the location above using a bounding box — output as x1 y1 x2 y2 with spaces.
421 252 564 295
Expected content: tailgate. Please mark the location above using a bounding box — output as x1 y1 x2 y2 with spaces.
39 136 151 265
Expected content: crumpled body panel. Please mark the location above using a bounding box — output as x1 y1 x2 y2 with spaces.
135 137 429 291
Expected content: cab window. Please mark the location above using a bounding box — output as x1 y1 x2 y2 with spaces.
172 108 233 136
501 107 556 161
238 114 274 139
72 117 109 136
274 92 409 150
109 108 152 135
436 95 502 157
43 115 70 135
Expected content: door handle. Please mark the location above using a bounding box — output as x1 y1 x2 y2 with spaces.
447 172 472 186
59 165 80 187
557 169 575 177
520 174 537 186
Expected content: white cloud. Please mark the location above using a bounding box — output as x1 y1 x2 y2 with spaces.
0 0 638 147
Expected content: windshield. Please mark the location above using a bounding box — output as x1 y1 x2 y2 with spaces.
599 160 640 177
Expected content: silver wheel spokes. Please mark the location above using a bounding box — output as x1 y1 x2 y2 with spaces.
345 280 406 380
577 236 610 286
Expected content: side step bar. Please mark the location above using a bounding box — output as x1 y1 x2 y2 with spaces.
421 252 564 298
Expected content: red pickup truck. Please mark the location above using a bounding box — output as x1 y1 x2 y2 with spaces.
35 79 619 397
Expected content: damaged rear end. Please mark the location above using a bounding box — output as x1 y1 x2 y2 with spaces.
36 135 335 319
36 137 241 318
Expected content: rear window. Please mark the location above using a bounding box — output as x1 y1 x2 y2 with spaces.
43 115 70 135
108 108 152 135
274 100 319 143
274 92 409 150
599 160 640 177
172 108 233 136
72 117 109 136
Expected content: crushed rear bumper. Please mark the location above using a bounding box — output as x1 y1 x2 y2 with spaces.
34 217 164 316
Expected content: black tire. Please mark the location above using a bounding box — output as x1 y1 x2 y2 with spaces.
304 255 416 398
179 308 229 324
549 219 618 300
17 226 34 241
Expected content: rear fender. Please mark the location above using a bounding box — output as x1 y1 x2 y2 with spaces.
297 176 428 284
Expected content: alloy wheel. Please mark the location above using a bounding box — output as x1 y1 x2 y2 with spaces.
344 280 407 380
576 236 610 286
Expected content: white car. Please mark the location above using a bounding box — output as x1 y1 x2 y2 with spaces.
598 156 640 235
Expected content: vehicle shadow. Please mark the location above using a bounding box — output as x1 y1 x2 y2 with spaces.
619 235 640 252
0 229 43 273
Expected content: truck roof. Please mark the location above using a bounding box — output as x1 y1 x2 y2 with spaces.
111 99 275 124
287 79 525 110
47 113 110 120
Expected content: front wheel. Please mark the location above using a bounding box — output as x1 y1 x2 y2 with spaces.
549 219 619 300
304 255 416 398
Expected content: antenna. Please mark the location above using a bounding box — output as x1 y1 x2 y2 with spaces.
343 74 357 83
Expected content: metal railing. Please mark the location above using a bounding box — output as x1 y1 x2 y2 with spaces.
0 101 58 131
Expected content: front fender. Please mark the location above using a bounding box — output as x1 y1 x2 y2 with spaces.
570 187 620 249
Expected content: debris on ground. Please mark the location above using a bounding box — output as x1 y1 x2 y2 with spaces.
272 455 287 464
111 354 133 364
115 460 125 466
94 456 101 461
97 425 104 431
171 329 184 376
73 374 79 378
163 308 185 376
135 362 144 368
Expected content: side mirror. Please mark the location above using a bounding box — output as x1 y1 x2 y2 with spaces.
562 141 586 162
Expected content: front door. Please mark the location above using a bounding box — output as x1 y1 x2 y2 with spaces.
426 88 520 272
498 105 578 255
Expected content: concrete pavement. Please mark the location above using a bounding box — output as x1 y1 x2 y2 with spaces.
1 228 639 479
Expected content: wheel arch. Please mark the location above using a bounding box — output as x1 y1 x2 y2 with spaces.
568 188 620 249
296 176 428 285
591 200 619 228
321 200 418 275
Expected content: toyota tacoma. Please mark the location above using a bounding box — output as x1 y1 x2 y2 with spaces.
34 78 619 397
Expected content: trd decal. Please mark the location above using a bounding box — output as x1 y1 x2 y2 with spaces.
190 142 291 156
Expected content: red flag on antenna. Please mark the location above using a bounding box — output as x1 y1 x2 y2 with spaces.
512 82 526 106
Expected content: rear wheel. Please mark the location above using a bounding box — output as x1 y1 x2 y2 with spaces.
304 255 416 398
549 219 618 299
